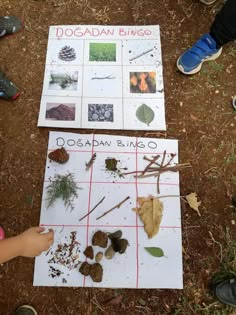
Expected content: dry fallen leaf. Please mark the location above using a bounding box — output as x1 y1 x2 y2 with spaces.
133 196 163 238
104 295 123 306
186 192 201 216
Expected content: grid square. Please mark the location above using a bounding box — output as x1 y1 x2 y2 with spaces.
83 66 122 98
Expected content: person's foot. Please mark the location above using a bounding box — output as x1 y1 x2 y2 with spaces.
199 0 218 5
0 16 23 38
213 278 236 306
177 33 222 75
0 71 20 100
14 305 37 315
0 226 5 240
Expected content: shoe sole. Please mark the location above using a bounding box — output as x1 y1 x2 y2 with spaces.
11 91 20 100
176 47 222 75
199 0 218 4
233 96 236 110
15 305 37 315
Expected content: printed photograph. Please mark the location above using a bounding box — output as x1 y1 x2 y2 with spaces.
45 103 75 121
88 104 113 122
89 43 116 62
49 71 78 90
58 45 77 62
130 72 156 93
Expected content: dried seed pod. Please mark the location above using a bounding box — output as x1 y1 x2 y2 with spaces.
48 147 69 164
90 263 103 282
111 238 128 254
92 231 108 248
83 246 94 259
105 245 116 260
95 252 103 263
79 262 91 276
108 230 122 240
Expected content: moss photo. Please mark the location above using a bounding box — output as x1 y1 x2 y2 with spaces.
89 42 116 62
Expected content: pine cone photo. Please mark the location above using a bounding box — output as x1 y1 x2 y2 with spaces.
58 46 76 61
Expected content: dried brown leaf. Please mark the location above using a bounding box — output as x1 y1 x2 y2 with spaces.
133 196 163 238
104 295 123 306
186 192 201 216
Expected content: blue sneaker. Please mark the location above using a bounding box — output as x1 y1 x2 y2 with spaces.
177 33 222 75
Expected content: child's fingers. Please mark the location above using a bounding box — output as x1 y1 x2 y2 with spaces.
34 226 45 233
42 230 54 241
48 239 54 246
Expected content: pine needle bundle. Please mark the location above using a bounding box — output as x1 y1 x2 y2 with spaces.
46 173 80 211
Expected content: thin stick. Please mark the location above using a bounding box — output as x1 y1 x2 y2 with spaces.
143 155 161 167
96 196 130 220
141 154 160 175
163 153 176 168
79 196 105 221
136 163 191 178
129 48 153 61
157 150 166 194
85 153 96 171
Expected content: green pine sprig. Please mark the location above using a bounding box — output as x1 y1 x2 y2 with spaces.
46 173 80 212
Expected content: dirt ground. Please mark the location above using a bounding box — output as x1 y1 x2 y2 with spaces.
0 0 236 314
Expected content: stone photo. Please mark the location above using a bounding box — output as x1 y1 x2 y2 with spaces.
88 104 113 122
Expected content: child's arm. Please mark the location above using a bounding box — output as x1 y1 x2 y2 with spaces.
0 227 54 264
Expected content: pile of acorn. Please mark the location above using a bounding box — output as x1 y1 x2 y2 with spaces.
79 230 128 282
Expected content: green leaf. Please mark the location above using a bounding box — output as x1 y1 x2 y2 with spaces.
145 247 164 257
136 104 155 126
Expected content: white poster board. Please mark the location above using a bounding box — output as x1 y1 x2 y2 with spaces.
37 25 166 130
34 131 182 289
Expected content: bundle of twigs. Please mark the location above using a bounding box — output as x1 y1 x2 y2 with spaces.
123 150 191 193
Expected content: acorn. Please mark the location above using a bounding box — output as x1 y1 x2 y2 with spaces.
95 252 103 263
48 147 69 164
105 245 116 260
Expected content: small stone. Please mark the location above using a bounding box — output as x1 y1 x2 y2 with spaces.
215 90 220 94
95 252 103 263
90 263 103 282
83 246 94 259
79 262 91 276
111 239 128 254
139 298 146 306
231 220 235 225
108 230 122 240
105 245 116 259
92 231 108 248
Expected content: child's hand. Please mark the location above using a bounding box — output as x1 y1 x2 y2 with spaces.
17 227 54 257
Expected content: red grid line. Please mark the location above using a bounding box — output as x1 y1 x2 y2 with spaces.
135 137 139 288
44 180 179 186
83 134 95 287
40 224 181 229
48 149 175 155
